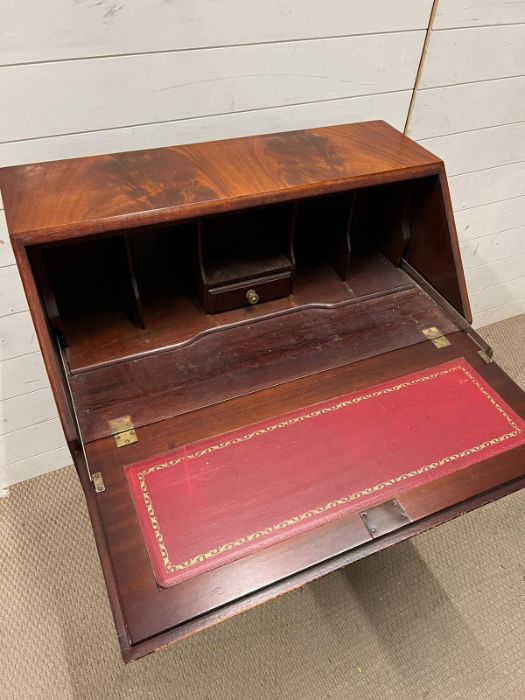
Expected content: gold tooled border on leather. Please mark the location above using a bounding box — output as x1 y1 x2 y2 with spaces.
134 364 522 574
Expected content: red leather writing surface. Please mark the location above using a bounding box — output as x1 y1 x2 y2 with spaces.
125 359 525 587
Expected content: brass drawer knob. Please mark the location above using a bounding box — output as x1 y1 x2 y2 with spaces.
246 289 259 305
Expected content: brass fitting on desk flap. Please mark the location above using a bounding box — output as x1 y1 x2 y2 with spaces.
108 415 138 448
422 327 452 349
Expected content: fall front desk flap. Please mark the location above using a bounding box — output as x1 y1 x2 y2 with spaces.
125 358 525 588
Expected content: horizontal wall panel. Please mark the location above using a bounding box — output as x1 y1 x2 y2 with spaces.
449 161 525 211
0 32 425 142
408 76 525 140
1 352 49 401
0 90 411 167
460 227 525 269
0 311 40 360
2 0 433 64
0 387 58 436
470 277 525 314
420 25 525 88
0 265 27 317
0 210 15 267
466 254 525 294
417 122 525 176
473 299 525 329
0 447 72 489
0 418 65 468
434 0 525 29
455 196 525 242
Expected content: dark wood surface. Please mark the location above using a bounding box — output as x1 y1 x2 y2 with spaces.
11 244 78 446
0 121 441 244
62 252 412 372
82 331 525 655
404 174 470 319
71 286 457 442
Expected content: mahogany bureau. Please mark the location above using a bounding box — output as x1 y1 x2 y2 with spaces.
1 121 523 661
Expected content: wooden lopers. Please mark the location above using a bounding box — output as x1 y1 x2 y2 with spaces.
1 121 523 661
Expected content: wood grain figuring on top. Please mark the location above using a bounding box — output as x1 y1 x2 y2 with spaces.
0 121 440 244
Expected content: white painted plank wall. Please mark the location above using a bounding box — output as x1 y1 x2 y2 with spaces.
409 0 525 328
0 2 432 487
2 1 433 64
2 33 426 143
0 210 15 267
433 0 525 29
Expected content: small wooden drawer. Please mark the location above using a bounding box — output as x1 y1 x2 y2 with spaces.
207 271 292 314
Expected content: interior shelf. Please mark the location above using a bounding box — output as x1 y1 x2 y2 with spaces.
59 252 412 372
29 179 433 373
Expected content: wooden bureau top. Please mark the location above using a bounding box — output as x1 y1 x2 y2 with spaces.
0 121 440 245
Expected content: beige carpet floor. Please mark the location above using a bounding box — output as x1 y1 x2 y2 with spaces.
1 315 524 700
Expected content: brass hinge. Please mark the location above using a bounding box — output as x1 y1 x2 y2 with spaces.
109 415 138 448
422 326 452 349
92 472 106 493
